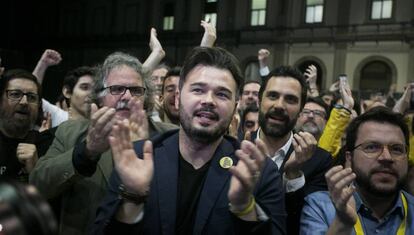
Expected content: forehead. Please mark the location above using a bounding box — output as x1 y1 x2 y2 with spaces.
6 78 38 93
152 68 168 77
243 83 260 92
304 102 325 112
76 75 94 85
265 76 301 96
165 76 179 86
356 121 405 144
106 66 143 86
184 65 237 92
245 111 258 119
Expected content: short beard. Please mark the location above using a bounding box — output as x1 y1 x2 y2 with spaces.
259 109 297 138
0 113 32 138
352 160 406 197
295 121 322 139
179 104 231 144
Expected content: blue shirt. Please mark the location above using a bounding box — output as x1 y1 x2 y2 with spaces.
300 190 414 235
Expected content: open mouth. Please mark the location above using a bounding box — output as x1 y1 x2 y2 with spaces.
116 101 130 111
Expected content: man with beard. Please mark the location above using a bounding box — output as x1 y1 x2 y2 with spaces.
295 97 329 141
159 67 180 125
30 52 177 235
92 47 286 235
301 107 414 235
0 69 52 182
253 66 332 235
238 81 261 112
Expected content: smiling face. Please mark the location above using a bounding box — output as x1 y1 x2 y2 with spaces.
64 75 94 119
101 65 144 120
259 76 302 138
179 65 237 143
0 78 39 138
349 121 408 197
162 75 179 123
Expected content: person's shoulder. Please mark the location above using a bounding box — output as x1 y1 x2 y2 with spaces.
304 191 332 206
54 119 89 138
402 190 414 205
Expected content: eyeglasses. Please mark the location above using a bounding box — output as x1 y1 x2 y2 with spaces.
6 90 39 103
352 142 407 159
301 109 326 119
102 85 146 97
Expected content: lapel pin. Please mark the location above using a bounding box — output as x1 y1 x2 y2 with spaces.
219 156 233 169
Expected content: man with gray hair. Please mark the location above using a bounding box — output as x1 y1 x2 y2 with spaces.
30 52 177 235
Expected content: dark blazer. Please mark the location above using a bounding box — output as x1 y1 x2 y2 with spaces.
250 131 332 235
92 130 287 235
29 118 177 235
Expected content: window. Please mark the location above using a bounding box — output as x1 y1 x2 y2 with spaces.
251 0 266 26
163 3 174 30
371 0 392 20
204 0 218 27
305 0 324 24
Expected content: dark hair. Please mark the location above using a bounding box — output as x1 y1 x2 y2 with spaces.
241 104 259 127
63 66 97 95
0 69 41 105
259 65 307 108
0 180 57 235
241 80 261 94
162 66 181 92
179 47 244 99
306 96 330 120
345 106 409 153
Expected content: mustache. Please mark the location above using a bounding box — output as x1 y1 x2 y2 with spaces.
370 166 398 176
116 100 129 111
193 107 219 120
265 108 289 121
15 105 30 114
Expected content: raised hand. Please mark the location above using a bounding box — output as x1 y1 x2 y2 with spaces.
325 166 357 226
39 112 52 132
228 139 268 218
284 132 317 178
39 49 62 67
339 76 354 111
85 104 116 158
305 65 317 85
128 97 149 141
200 20 217 47
149 28 164 54
16 143 38 173
257 49 270 68
110 119 154 196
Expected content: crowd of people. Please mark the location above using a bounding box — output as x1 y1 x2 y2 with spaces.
0 20 413 235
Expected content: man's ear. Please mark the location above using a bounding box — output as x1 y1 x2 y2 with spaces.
175 90 180 110
62 86 71 99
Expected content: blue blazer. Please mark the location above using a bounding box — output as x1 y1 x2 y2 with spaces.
91 130 286 235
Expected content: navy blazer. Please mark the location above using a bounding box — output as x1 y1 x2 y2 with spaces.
92 130 286 235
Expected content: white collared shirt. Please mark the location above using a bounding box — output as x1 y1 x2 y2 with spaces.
257 128 305 193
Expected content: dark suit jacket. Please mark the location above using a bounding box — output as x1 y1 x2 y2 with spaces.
250 131 332 235
30 118 177 235
92 130 287 235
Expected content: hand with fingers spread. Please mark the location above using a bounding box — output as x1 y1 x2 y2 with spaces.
284 131 317 179
325 166 357 227
200 20 217 47
128 98 149 142
228 139 269 219
85 104 116 159
110 119 154 197
339 77 354 111
16 143 38 173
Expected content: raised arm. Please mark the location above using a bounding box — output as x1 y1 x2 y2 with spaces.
142 28 166 73
258 49 270 77
32 49 62 84
305 65 319 97
200 20 217 47
393 83 413 114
